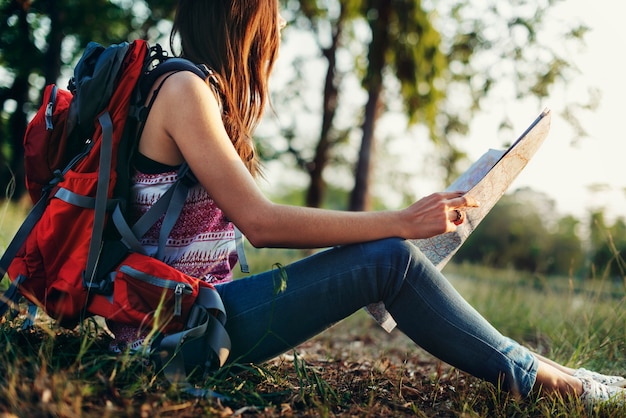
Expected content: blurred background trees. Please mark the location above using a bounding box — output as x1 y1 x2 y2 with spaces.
455 189 625 281
0 0 623 280
0 0 176 198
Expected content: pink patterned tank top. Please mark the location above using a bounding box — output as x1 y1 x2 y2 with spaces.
130 169 237 284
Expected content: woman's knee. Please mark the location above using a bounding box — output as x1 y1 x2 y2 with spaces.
356 238 427 296
358 238 424 270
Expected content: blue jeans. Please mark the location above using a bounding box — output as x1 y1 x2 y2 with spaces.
214 238 538 396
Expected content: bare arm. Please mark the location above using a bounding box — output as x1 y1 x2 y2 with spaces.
139 72 477 249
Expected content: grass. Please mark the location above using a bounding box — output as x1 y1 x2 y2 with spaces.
1 199 626 417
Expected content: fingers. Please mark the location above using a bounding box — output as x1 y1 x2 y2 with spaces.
446 192 479 209
434 191 479 208
407 191 478 236
444 192 479 226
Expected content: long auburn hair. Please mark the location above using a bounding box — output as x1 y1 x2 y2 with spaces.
170 0 280 176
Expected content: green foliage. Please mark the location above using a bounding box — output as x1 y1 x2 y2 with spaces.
454 190 626 281
455 189 588 277
386 0 446 128
588 211 626 281
446 263 626 371
0 197 27 265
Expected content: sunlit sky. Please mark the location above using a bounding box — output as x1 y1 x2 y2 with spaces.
264 0 626 224
462 0 626 223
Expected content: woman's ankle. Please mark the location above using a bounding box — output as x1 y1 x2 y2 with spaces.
534 362 582 397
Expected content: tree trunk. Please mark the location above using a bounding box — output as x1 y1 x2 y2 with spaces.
2 1 33 199
305 43 340 208
305 8 344 208
350 86 383 211
349 0 392 211
44 0 64 86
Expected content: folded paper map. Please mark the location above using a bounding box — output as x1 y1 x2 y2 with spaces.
367 109 552 331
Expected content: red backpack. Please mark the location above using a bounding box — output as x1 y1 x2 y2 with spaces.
0 40 230 396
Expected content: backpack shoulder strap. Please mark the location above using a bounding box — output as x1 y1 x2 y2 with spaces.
128 51 214 156
131 47 213 123
142 57 210 91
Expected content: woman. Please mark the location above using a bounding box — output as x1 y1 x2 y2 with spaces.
108 0 625 408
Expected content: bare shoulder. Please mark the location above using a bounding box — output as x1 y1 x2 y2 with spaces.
139 70 220 165
156 70 217 106
146 69 223 129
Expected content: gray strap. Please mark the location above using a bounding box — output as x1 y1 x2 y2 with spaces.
126 163 192 261
158 319 229 399
182 289 230 364
157 305 230 390
202 316 231 367
130 184 177 239
157 177 189 261
155 286 231 398
56 187 98 208
156 308 208 373
84 111 114 287
195 286 226 324
234 227 249 273
55 187 119 210
112 204 146 254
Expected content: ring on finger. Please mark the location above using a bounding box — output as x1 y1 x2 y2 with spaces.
453 209 463 223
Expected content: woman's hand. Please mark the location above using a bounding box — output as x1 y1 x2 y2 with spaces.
400 192 479 240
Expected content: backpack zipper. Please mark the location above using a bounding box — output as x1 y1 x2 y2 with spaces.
45 85 58 130
119 265 193 316
173 283 186 317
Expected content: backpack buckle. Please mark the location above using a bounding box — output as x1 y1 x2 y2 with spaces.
82 270 114 295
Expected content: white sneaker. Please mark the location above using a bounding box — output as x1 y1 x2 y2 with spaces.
579 376 626 409
574 367 626 387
